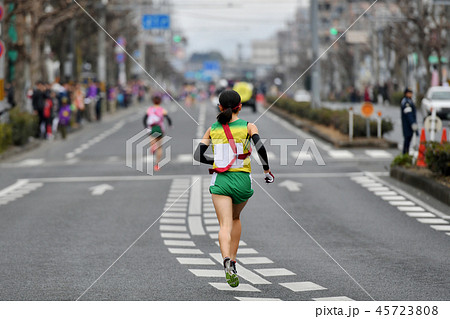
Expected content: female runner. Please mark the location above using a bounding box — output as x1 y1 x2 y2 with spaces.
194 89 274 287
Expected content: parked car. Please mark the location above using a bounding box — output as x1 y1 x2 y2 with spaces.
421 86 450 120
293 90 312 103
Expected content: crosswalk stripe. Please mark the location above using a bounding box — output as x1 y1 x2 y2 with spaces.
253 268 296 277
280 281 327 292
382 196 406 201
360 183 384 188
365 150 392 159
416 218 449 224
430 225 450 231
406 212 435 218
204 218 219 225
237 248 258 255
238 257 274 265
374 191 398 196
313 296 355 301
210 253 271 285
176 258 215 265
328 150 354 159
164 240 195 247
168 248 203 254
160 232 191 239
389 201 416 206
188 269 223 277
215 241 247 247
206 225 220 232
208 283 260 292
235 297 282 301
203 213 217 218
159 225 187 232
368 187 390 192
164 207 188 212
397 206 424 212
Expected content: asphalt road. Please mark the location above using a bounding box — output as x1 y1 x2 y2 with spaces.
0 99 449 301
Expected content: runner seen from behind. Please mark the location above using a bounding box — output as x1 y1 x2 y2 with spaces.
143 94 172 172
194 89 274 287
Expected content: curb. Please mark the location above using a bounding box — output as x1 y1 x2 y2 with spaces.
268 105 397 149
390 166 450 206
0 139 42 161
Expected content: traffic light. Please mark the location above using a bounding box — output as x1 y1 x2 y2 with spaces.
330 28 338 36
173 35 182 43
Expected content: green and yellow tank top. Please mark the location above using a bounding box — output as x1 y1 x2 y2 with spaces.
209 119 252 173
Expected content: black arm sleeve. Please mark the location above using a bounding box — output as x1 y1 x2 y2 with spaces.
164 114 172 126
194 143 214 165
251 134 269 171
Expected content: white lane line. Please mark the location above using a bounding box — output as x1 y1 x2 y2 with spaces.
210 253 271 285
365 150 392 159
280 281 327 292
254 268 296 277
204 219 219 225
313 296 355 301
237 248 259 255
163 240 195 247
159 225 187 232
235 297 282 301
406 212 435 218
160 233 191 239
162 213 187 218
176 258 215 265
188 269 223 277
397 206 424 212
430 225 450 231
446 233 450 236
206 225 220 232
388 201 416 206
416 218 449 225
168 248 203 255
188 216 206 236
238 257 274 265
16 158 45 167
328 150 354 159
382 196 406 201
208 283 260 292
159 218 186 224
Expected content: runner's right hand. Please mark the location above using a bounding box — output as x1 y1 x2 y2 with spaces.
264 170 274 183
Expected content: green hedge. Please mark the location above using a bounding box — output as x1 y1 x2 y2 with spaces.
9 108 38 146
391 153 413 168
425 142 450 176
0 122 12 153
267 96 394 137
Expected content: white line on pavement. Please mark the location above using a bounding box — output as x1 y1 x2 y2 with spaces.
280 281 327 292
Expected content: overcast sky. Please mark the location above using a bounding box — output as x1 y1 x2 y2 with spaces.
170 0 308 60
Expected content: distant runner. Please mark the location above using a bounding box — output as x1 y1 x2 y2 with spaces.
194 89 274 287
143 94 172 172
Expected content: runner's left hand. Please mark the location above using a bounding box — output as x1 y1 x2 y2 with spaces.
264 171 274 183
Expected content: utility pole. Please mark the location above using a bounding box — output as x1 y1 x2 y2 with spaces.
310 0 321 108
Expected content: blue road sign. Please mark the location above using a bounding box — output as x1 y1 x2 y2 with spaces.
142 14 170 30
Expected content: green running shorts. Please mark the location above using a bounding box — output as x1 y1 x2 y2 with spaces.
209 171 254 204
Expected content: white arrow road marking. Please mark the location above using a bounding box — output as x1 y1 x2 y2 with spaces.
89 184 114 196
278 180 302 192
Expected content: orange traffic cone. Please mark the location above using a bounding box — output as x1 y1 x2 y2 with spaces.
416 128 427 167
441 128 448 144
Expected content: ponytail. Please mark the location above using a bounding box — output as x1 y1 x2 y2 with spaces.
217 107 233 125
